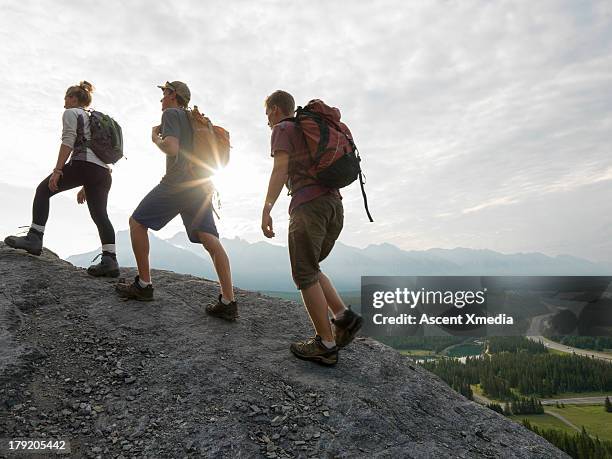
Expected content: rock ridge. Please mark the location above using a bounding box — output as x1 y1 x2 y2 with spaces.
0 243 568 458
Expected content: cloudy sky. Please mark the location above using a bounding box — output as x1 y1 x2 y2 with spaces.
1 0 611 262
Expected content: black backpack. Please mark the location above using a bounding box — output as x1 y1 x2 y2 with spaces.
76 110 124 164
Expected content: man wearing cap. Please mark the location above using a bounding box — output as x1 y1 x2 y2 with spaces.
116 81 238 320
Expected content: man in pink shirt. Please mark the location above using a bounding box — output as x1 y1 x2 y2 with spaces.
261 90 362 366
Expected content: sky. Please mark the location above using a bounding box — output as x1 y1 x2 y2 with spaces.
1 0 611 262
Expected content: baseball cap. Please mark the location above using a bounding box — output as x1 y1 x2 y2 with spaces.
157 81 191 105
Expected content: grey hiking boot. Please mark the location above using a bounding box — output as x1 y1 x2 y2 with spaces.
87 251 120 278
332 306 363 348
4 228 43 256
115 276 154 301
290 335 338 366
205 294 238 321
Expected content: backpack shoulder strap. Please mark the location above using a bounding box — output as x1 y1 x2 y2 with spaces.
74 112 88 153
293 109 330 161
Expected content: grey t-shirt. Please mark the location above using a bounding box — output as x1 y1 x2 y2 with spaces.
161 108 193 183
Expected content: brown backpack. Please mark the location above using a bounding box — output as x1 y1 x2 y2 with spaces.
186 106 230 177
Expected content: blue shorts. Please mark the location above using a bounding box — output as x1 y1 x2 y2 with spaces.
131 181 218 242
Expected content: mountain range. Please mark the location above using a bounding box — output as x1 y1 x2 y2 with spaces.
67 231 612 292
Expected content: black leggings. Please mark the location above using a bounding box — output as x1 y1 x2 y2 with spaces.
33 160 115 245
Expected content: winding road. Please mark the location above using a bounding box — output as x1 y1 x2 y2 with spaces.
540 396 612 405
527 335 612 362
544 410 581 433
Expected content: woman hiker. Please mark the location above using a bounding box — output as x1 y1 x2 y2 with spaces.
4 81 119 277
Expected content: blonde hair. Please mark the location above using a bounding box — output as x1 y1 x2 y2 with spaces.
265 90 295 117
66 80 95 107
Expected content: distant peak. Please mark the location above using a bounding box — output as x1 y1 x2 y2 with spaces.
365 242 401 251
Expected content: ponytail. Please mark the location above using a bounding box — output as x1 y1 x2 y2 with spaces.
66 80 95 107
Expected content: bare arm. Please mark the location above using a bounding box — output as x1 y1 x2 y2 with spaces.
261 151 289 238
152 126 179 156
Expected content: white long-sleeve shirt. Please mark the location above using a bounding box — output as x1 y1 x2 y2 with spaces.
61 108 108 169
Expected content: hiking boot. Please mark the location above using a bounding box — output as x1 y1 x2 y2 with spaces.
115 276 154 301
332 306 363 348
290 335 338 366
205 294 238 321
4 228 43 256
87 251 120 278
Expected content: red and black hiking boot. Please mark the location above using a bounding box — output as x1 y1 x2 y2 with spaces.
290 336 338 366
115 276 154 301
332 306 363 348
205 294 238 321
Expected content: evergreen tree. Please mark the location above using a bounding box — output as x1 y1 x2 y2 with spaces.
486 403 504 415
522 421 612 458
423 351 612 399
537 399 544 414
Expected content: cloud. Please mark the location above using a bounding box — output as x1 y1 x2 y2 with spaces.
462 196 520 214
1 0 611 262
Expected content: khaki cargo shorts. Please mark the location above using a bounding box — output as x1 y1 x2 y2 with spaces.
288 194 344 290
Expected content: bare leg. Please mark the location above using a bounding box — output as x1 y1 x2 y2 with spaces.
300 280 334 342
318 271 347 317
129 217 151 283
198 232 234 301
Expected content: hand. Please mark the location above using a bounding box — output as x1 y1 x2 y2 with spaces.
261 212 275 238
77 188 87 204
48 171 61 192
151 125 161 143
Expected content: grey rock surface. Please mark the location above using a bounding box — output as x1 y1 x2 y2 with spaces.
0 242 568 458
